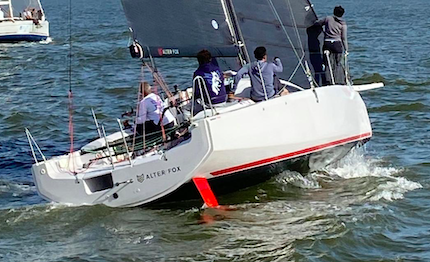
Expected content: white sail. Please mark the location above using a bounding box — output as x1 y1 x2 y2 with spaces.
0 0 43 19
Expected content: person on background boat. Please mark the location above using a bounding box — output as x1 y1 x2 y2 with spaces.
136 82 175 139
29 8 40 25
192 49 226 115
23 9 32 20
37 10 43 20
233 46 283 102
315 5 348 85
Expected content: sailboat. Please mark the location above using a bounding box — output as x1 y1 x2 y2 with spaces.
0 0 49 42
28 0 383 207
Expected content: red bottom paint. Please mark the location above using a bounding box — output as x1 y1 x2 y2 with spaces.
211 133 371 177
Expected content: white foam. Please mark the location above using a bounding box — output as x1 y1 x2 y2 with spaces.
276 171 321 189
326 149 399 179
4 202 81 225
326 148 422 201
367 177 422 201
275 148 422 202
39 37 52 44
0 181 36 195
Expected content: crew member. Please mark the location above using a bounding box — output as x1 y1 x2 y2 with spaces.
315 6 348 85
136 82 175 141
233 46 283 102
192 49 227 114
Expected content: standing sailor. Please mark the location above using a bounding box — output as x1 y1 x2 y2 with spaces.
316 6 348 85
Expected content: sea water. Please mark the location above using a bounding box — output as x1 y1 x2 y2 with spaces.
1 0 430 260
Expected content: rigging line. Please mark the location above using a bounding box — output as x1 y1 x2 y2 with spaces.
288 53 305 82
131 76 145 153
289 54 318 87
223 0 250 64
266 0 307 74
144 46 173 99
67 0 75 175
220 0 236 46
68 0 72 93
286 0 318 87
286 0 305 56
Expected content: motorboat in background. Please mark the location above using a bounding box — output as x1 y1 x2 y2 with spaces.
0 0 49 42
28 0 383 207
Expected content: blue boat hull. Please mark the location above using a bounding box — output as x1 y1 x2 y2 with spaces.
0 34 48 43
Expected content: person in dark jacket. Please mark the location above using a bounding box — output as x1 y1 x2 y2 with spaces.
316 6 348 85
192 49 226 115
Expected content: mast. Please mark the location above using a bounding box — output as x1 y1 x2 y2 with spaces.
8 0 12 18
220 0 251 64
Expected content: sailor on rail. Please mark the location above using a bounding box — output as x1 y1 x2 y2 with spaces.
233 46 283 102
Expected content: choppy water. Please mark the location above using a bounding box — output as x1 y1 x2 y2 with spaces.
1 0 430 261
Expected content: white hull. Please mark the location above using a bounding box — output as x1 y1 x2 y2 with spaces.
31 85 372 207
0 19 49 42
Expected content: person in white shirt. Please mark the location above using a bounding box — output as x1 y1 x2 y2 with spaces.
136 82 175 140
23 9 32 20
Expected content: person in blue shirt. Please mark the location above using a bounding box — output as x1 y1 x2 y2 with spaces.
233 46 283 102
192 50 227 114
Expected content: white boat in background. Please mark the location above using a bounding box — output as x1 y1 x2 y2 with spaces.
28 0 383 208
0 0 49 42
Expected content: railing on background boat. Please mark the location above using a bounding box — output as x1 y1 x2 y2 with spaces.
25 128 47 164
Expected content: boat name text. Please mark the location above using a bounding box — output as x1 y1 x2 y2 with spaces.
158 48 180 56
137 166 181 183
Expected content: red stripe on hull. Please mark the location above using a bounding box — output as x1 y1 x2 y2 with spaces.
211 132 371 176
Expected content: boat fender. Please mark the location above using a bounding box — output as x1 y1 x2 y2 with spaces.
129 41 143 59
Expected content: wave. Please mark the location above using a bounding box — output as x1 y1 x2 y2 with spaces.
353 73 386 85
353 74 430 89
102 86 136 95
394 78 430 87
3 112 28 124
325 149 422 201
369 102 428 113
0 180 34 195
276 171 321 189
275 148 422 202
39 37 53 44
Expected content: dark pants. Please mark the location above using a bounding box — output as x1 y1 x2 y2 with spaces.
323 41 346 85
136 121 175 144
